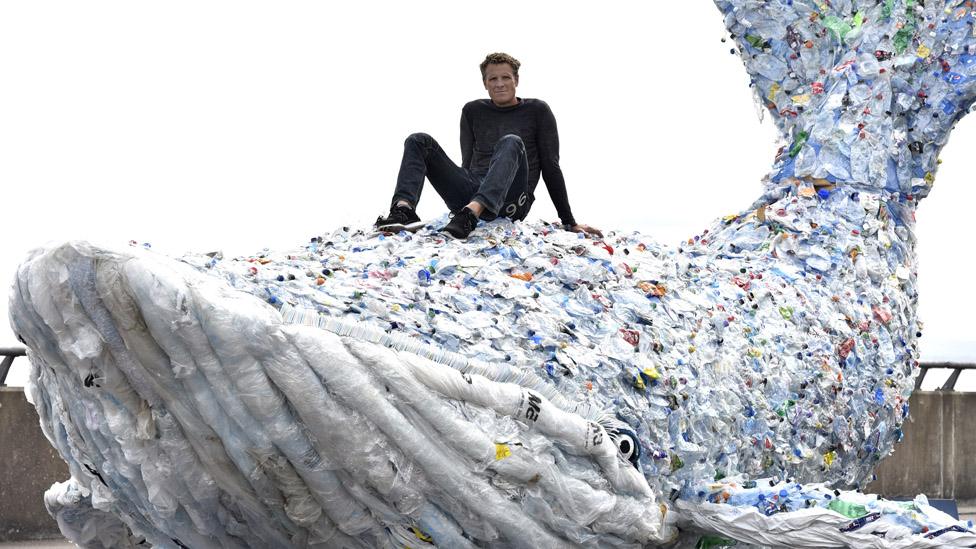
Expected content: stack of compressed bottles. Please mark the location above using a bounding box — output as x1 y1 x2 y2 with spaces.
8 0 976 546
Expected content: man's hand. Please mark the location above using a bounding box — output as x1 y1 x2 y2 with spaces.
568 223 604 239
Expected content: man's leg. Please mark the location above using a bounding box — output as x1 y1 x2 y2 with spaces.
468 134 529 221
496 152 531 221
443 135 528 239
391 133 478 212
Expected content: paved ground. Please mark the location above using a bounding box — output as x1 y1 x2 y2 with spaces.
962 505 976 525
0 542 73 548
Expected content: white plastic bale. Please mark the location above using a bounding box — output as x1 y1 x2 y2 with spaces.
130 264 329 541
344 339 649 541
147 257 379 542
287 326 574 548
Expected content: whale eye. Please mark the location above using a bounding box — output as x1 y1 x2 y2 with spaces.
614 430 641 468
618 438 633 457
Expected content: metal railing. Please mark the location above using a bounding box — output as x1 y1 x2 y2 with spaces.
915 362 975 392
0 347 27 387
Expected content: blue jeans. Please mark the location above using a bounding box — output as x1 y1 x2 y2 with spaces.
391 132 531 221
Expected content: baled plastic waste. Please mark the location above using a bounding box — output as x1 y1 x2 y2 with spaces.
8 0 976 547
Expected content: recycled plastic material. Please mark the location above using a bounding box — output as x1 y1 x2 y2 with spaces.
9 0 976 547
685 477 976 548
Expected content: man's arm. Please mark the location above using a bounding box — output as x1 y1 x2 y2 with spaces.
537 101 577 228
460 106 474 171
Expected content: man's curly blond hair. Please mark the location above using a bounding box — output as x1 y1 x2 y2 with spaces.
479 52 521 82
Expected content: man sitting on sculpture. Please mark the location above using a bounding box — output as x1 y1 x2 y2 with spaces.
374 52 603 240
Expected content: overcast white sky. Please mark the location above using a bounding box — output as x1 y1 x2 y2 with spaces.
1 1 973 388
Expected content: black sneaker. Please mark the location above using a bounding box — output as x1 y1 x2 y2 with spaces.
374 204 424 232
441 207 479 239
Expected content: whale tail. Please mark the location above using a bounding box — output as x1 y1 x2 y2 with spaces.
714 0 976 200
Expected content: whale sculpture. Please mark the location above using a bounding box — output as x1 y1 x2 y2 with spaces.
8 0 976 547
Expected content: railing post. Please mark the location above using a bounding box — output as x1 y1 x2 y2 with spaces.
0 347 27 387
915 362 974 393
940 369 963 392
915 368 927 391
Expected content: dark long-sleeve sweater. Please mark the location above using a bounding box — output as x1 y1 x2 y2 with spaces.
460 98 576 227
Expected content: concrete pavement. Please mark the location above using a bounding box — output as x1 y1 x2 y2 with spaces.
0 541 73 548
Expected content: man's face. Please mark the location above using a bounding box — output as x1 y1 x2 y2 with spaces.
483 63 519 107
